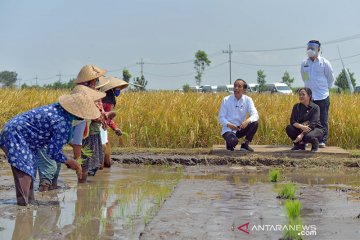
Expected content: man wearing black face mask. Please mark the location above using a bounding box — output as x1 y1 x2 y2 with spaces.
300 40 334 148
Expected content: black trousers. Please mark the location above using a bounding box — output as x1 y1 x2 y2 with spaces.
313 97 330 143
223 121 259 149
285 125 324 144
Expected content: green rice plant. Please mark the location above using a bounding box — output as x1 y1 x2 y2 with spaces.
282 218 303 240
269 169 281 182
143 211 150 226
278 183 296 199
76 145 93 165
121 131 129 138
285 200 301 219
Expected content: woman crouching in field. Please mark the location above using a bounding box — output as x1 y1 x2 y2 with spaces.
74 64 109 179
36 85 106 191
0 93 100 205
100 76 129 168
286 87 325 152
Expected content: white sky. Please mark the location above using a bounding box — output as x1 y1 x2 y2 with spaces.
1 0 360 89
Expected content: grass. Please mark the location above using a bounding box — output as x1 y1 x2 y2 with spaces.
269 169 281 182
278 183 296 199
282 218 304 240
1 89 359 149
285 200 301 219
282 200 303 240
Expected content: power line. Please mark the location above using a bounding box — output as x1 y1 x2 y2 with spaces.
143 71 195 78
231 51 360 68
233 33 360 53
143 61 228 78
108 63 138 73
143 51 223 65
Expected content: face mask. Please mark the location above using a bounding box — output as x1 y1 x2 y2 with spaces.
307 49 317 58
114 89 121 97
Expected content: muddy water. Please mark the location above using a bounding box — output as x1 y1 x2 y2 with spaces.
0 165 181 240
0 164 359 240
142 166 360 240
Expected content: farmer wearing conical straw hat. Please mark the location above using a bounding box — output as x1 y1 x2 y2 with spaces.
36 85 106 191
0 93 100 205
75 64 109 180
99 76 129 168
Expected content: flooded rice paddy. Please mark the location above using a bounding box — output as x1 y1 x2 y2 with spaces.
0 163 359 240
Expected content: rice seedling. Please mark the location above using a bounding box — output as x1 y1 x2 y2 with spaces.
143 212 150 226
285 200 301 219
282 218 304 240
280 200 303 240
277 183 296 199
76 146 93 165
269 169 281 182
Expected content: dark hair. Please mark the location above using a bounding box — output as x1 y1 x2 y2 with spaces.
234 79 248 89
308 40 321 48
297 87 313 101
102 89 117 106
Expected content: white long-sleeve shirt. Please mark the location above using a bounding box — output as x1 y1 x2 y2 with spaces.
218 94 259 135
300 55 335 101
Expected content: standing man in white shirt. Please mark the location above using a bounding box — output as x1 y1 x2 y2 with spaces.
218 79 259 152
301 40 335 148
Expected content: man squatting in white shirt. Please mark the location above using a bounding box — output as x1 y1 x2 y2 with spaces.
218 79 259 152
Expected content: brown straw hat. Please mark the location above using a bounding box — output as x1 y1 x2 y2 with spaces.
71 85 106 101
59 93 100 119
100 76 129 92
95 76 110 89
75 65 107 84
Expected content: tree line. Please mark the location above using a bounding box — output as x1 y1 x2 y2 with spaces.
0 50 357 91
0 69 147 91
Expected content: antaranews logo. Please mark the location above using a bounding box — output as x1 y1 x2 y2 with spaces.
237 222 317 237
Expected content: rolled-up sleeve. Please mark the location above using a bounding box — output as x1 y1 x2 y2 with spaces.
248 98 259 122
71 121 86 146
218 98 229 127
324 59 335 88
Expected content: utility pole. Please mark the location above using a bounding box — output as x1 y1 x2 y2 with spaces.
18 77 22 89
56 72 62 83
223 44 233 84
136 58 144 77
337 46 354 94
34 75 38 86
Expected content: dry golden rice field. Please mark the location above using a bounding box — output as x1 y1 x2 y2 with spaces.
0 89 359 149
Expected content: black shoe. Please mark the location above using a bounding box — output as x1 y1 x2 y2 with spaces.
240 142 254 152
226 144 235 151
291 144 305 151
311 139 319 152
226 146 234 151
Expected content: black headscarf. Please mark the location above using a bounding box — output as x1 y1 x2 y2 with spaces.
102 89 117 106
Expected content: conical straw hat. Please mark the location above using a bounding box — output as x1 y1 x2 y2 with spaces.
71 85 105 101
100 76 129 92
59 93 100 120
75 65 107 84
95 76 110 89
